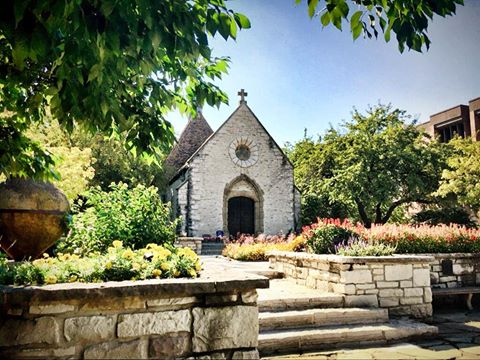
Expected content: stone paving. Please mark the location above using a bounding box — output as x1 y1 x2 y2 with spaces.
265 310 480 359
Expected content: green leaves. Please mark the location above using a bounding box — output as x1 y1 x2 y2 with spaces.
288 104 447 226
300 0 464 52
0 0 250 180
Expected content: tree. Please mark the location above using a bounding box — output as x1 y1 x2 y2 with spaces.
0 0 250 179
289 104 447 227
436 138 480 212
300 0 463 52
28 118 171 199
285 135 352 224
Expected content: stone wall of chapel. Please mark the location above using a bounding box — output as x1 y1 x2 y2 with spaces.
188 104 295 236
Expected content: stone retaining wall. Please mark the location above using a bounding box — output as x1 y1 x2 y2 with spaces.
268 251 434 319
0 268 268 359
429 253 480 289
174 237 203 254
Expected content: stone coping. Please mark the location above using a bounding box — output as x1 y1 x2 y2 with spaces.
266 251 435 264
177 237 204 241
426 253 480 259
0 267 269 305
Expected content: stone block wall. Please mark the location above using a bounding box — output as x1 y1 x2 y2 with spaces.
429 253 480 289
0 270 268 359
174 237 203 254
268 251 434 319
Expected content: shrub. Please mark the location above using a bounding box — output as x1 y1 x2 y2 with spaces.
335 238 396 256
412 206 477 228
0 241 200 286
303 222 358 254
222 234 305 261
58 183 178 256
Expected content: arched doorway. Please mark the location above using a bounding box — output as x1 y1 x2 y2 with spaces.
223 175 264 236
228 197 255 236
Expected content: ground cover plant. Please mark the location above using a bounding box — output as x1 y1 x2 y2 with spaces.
222 234 305 261
0 241 200 286
57 183 178 256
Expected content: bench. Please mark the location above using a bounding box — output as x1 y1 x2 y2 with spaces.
432 287 480 310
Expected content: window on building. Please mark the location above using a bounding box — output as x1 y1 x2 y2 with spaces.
435 121 465 143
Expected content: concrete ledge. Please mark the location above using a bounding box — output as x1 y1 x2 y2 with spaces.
267 251 435 264
0 268 269 306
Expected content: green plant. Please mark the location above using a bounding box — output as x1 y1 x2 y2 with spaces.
0 241 201 286
0 0 250 180
57 183 178 256
412 206 476 228
222 235 305 261
287 104 448 227
305 224 357 254
335 239 396 256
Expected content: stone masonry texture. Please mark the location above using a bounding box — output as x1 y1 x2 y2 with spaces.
167 103 299 236
0 270 266 359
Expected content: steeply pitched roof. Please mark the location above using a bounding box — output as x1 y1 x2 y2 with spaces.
165 112 213 172
180 102 294 170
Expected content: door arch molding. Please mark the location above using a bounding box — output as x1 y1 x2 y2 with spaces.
223 175 264 236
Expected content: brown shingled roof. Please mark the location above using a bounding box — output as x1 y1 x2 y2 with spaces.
165 112 213 172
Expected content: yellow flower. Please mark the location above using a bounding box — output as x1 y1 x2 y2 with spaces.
132 262 141 271
42 253 50 258
195 261 202 272
152 269 162 277
45 275 58 284
188 269 197 278
69 275 78 283
112 240 123 248
173 270 180 277
160 262 171 271
105 261 113 270
122 249 135 259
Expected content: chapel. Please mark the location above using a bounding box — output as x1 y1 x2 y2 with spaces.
165 90 301 238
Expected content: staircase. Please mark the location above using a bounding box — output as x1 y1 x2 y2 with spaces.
257 279 438 356
200 241 225 255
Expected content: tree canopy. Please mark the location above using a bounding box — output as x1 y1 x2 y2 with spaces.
300 0 463 52
436 138 480 212
0 0 250 179
288 104 447 227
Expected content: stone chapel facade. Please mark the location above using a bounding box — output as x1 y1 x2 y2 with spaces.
165 90 301 237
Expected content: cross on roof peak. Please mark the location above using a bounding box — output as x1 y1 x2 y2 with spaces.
238 89 248 104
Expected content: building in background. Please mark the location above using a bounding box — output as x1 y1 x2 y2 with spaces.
165 90 300 238
419 97 480 142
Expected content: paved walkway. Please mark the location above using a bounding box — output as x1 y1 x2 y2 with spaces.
201 256 480 359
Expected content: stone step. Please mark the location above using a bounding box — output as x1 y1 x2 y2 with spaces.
258 293 344 312
258 319 438 355
246 269 284 280
259 308 388 331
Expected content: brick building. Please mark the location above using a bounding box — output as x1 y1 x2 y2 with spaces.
165 90 300 237
418 97 480 142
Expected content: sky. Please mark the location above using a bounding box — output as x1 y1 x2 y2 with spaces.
167 0 480 145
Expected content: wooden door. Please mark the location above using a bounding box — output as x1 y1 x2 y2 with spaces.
228 197 255 236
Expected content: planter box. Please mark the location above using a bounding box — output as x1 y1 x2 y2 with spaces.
267 251 434 319
174 237 203 254
0 267 268 359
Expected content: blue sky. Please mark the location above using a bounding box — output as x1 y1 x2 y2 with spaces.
168 0 480 145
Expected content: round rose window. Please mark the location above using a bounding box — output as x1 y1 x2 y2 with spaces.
229 138 259 168
235 144 251 161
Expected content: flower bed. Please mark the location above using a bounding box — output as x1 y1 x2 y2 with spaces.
303 219 480 254
0 264 267 359
222 234 304 261
0 241 200 286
